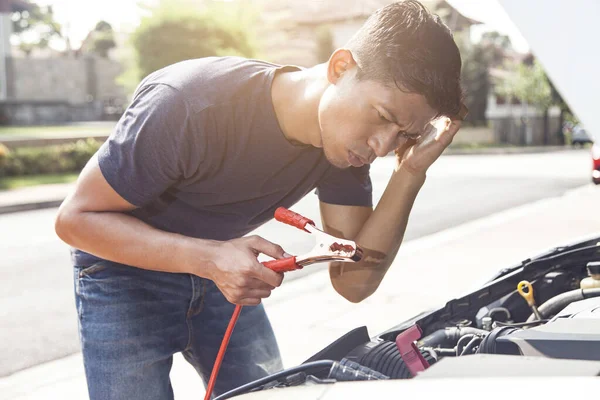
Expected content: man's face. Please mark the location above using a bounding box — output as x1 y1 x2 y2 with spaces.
317 69 438 169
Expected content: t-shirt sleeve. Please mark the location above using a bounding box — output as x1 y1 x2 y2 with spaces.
97 83 194 207
315 164 373 207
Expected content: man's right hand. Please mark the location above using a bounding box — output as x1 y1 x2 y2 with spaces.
56 156 287 306
202 236 288 306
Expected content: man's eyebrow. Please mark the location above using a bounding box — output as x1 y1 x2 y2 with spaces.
381 106 400 124
382 106 422 136
382 106 420 135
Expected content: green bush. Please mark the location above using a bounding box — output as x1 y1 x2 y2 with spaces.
131 4 256 82
0 139 101 178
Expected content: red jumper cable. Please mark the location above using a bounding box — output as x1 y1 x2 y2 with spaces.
204 207 363 400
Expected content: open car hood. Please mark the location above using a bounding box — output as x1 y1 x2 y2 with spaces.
216 234 600 399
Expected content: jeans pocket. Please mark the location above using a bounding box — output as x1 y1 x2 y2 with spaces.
76 262 109 278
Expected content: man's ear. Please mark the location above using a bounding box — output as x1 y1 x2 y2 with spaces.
327 49 358 84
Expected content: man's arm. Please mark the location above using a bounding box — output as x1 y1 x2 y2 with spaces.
320 166 423 303
55 156 286 306
321 117 462 303
55 155 205 274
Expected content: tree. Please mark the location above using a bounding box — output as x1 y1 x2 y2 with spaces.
11 1 62 56
480 31 513 67
497 59 552 110
457 31 513 126
129 0 257 82
496 57 567 145
87 21 117 58
460 43 490 125
548 78 571 145
480 32 512 57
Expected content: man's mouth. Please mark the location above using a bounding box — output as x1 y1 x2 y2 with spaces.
348 151 366 167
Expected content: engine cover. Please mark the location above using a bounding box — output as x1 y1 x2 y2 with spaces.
552 296 600 319
497 297 600 360
416 354 600 378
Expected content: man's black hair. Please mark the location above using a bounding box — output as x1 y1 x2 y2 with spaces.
346 0 463 117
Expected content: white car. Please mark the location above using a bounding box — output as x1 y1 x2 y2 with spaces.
215 235 600 399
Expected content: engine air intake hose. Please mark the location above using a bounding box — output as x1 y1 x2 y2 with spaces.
477 326 521 355
418 326 489 348
357 340 436 379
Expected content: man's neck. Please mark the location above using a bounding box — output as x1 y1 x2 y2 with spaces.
271 64 329 148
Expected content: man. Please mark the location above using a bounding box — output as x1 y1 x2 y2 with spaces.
55 1 464 398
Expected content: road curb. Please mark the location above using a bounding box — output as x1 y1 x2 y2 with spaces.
0 148 584 215
0 135 109 149
0 200 64 215
443 145 574 155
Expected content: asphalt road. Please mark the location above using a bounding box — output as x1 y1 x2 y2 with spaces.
0 149 591 377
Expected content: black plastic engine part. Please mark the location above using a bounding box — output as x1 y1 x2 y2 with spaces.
587 261 600 275
213 360 334 400
351 340 436 379
303 326 370 363
477 326 522 355
477 271 580 326
486 307 512 322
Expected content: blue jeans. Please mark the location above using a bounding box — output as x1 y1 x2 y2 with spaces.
74 260 283 400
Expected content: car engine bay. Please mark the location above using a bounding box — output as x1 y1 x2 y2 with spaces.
215 236 600 399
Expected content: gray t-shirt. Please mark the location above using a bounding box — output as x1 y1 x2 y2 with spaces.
72 57 372 266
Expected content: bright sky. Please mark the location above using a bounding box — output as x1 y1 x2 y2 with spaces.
34 0 146 48
34 0 530 53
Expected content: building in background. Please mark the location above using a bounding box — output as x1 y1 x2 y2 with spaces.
256 0 481 67
499 0 599 143
0 0 30 101
2 0 561 147
0 0 127 125
486 67 563 146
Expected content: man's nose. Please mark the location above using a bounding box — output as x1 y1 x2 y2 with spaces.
368 128 398 157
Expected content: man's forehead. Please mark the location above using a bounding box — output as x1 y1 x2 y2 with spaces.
387 88 435 118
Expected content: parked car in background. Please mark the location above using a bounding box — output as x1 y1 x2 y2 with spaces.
571 124 594 146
